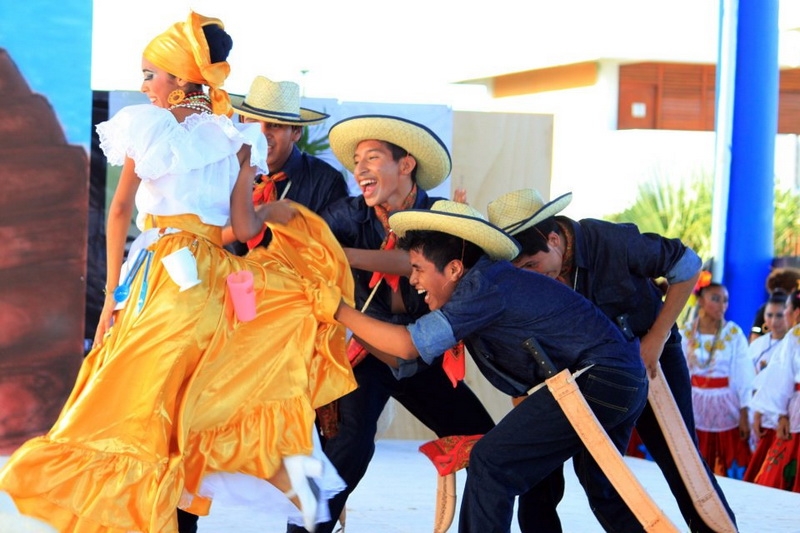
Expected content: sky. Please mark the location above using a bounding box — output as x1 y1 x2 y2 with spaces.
91 0 800 108
88 0 800 221
91 0 763 107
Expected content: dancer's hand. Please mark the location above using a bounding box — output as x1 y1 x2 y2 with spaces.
92 295 117 349
639 331 666 378
752 411 765 440
738 408 750 441
259 200 298 226
777 415 791 440
452 187 468 204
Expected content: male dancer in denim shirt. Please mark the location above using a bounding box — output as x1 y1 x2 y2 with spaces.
287 116 495 533
487 188 735 533
334 200 649 533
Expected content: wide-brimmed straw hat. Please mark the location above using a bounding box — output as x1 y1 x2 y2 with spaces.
230 76 329 125
389 200 520 261
487 189 572 236
328 115 451 191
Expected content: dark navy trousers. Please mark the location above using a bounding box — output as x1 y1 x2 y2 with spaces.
461 364 648 533
516 342 737 533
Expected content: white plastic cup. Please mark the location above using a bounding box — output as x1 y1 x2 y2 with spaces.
227 270 256 322
161 246 202 291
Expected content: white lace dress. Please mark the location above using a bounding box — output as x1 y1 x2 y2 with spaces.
750 326 800 433
681 320 753 432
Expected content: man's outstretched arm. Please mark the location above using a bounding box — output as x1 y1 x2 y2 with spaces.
335 300 420 361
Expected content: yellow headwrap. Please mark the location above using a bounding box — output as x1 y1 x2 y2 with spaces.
143 11 232 116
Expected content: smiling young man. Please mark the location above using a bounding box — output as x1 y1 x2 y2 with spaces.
333 200 649 533
486 188 735 533
286 115 496 533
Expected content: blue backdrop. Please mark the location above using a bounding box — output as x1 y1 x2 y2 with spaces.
0 0 93 149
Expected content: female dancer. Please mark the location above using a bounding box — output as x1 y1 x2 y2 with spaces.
681 280 753 479
0 12 355 533
743 290 789 474
748 289 800 491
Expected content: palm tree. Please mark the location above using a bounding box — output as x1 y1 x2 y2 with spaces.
605 171 800 262
297 123 330 156
605 172 713 260
774 187 800 257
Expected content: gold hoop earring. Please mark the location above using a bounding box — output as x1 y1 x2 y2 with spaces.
167 89 185 106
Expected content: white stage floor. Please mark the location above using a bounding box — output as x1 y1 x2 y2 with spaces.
3 439 799 532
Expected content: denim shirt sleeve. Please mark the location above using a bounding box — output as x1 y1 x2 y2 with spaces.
582 219 693 283
391 358 425 379
665 246 701 284
407 310 458 365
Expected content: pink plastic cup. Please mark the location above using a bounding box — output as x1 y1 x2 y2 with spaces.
226 270 256 322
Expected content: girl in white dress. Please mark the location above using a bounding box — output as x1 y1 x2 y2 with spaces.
744 291 789 477
748 289 800 491
681 281 753 479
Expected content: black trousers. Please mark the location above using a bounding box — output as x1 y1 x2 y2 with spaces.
287 355 495 533
177 508 198 533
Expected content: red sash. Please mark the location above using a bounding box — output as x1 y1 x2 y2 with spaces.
691 375 729 388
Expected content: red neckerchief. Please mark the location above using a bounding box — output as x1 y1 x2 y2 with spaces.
368 184 418 291
442 341 466 387
247 172 287 249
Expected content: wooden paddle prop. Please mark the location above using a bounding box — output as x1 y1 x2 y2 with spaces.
646 364 738 532
523 337 679 533
418 365 680 533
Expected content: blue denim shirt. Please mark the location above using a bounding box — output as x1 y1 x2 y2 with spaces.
276 145 350 213
567 217 701 340
408 257 643 395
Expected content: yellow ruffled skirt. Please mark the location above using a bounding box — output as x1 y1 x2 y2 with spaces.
0 204 356 533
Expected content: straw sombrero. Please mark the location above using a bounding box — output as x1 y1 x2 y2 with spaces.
328 115 451 191
487 189 572 236
230 76 328 125
389 200 520 261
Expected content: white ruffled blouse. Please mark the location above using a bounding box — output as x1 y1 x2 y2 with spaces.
681 320 754 431
96 104 268 229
